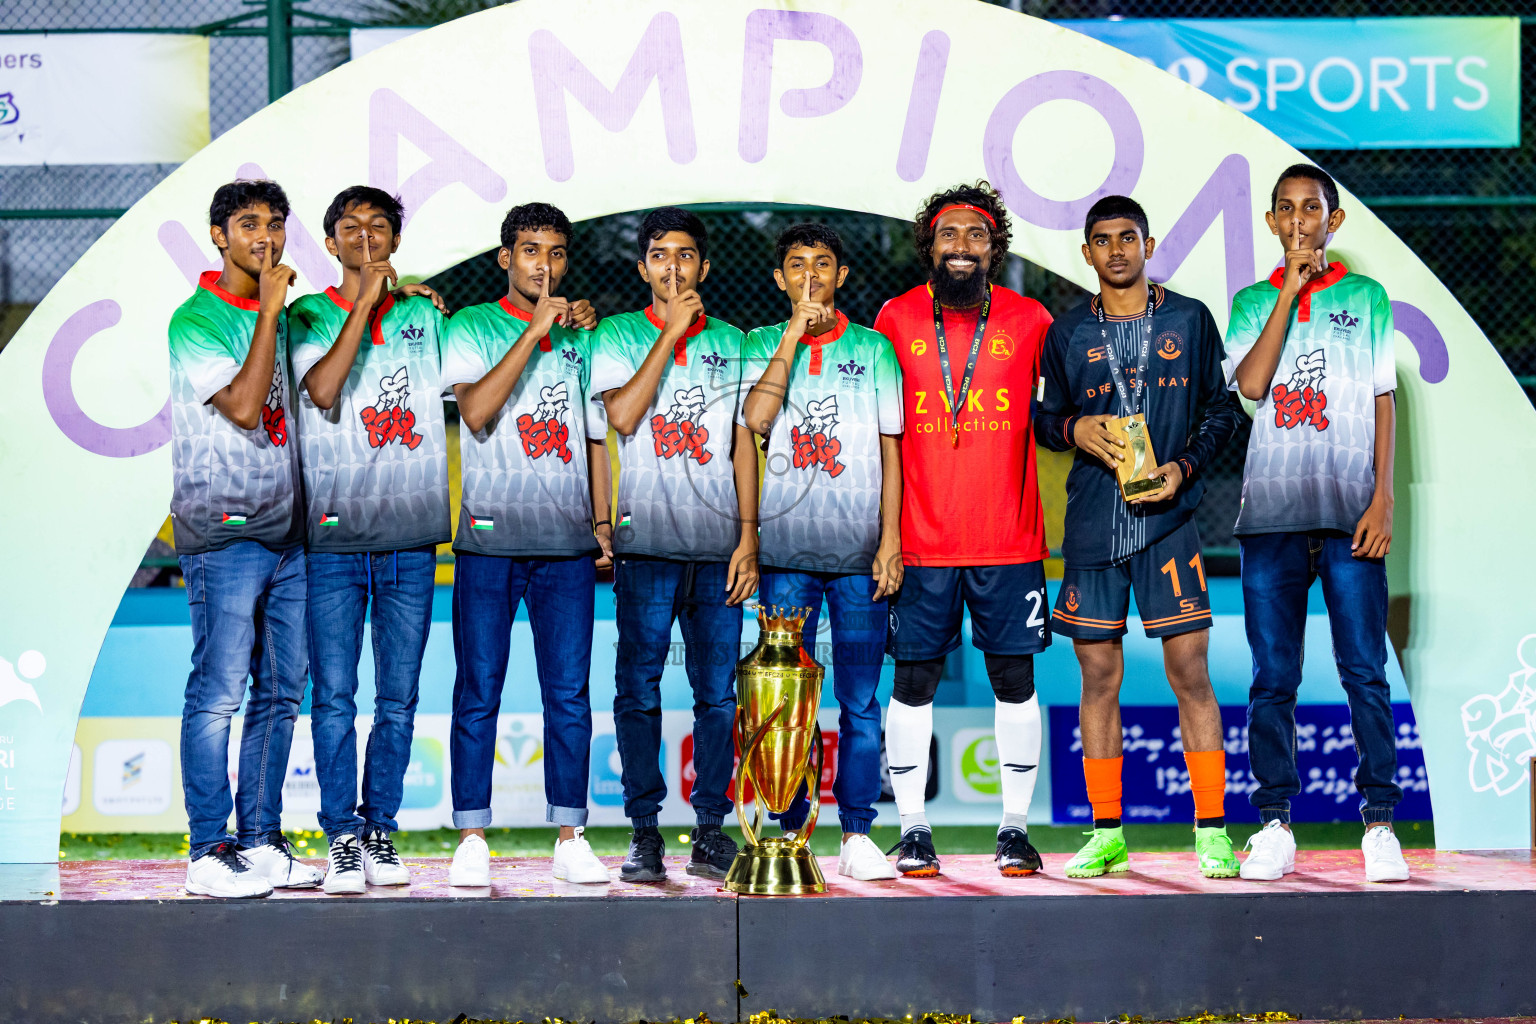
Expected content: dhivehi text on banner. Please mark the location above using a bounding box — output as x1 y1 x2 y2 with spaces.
1061 18 1520 148
0 34 210 165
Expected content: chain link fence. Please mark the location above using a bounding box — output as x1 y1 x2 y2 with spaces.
3 0 1533 571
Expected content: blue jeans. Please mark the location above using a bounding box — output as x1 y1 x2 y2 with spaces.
451 553 596 828
179 542 308 858
613 557 742 827
307 547 436 840
759 569 888 835
1240 531 1401 824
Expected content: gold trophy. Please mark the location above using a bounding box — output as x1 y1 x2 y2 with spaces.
723 605 827 895
1108 412 1162 500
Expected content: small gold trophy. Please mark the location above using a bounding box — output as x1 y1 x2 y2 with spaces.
723 605 827 896
1109 412 1162 500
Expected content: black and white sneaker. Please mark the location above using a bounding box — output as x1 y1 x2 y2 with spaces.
887 827 941 877
238 834 323 889
323 833 366 895
995 827 1042 877
620 827 667 883
687 825 738 879
362 829 410 886
186 842 273 899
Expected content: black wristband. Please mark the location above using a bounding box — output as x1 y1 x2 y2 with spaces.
593 519 611 528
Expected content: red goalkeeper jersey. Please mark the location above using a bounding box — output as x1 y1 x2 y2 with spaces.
873 283 1051 567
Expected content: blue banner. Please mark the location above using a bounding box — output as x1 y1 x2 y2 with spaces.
1049 703 1433 824
1061 18 1520 149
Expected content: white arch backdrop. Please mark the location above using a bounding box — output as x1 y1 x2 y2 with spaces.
0 0 1532 861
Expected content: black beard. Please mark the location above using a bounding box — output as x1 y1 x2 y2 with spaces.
930 262 989 308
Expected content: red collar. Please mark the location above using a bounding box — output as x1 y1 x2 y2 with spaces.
325 286 396 346
799 310 848 376
1267 261 1348 323
498 295 552 352
199 270 261 312
644 305 708 366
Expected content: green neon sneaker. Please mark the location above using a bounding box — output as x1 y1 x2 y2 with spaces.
1195 826 1239 878
1064 827 1129 878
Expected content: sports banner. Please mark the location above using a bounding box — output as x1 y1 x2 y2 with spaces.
1062 18 1520 149
0 34 210 165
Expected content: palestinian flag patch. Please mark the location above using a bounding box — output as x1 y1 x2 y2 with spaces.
222 514 247 525
469 515 495 531
320 513 340 526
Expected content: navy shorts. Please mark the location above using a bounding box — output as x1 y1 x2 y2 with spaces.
1052 520 1212 640
887 562 1051 660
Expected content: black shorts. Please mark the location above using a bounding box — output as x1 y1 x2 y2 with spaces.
887 562 1051 660
1052 520 1212 640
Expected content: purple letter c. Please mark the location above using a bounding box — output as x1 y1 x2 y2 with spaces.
42 300 171 458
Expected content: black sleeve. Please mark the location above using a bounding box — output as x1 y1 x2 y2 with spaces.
1174 303 1247 481
1033 317 1081 453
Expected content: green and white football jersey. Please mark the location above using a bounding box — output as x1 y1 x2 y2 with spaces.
289 289 451 553
590 307 747 562
442 297 606 558
168 271 303 554
740 312 903 573
1225 262 1396 536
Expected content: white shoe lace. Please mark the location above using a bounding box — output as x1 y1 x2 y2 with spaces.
1244 821 1286 855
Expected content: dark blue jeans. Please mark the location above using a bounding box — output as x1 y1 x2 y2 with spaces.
307 547 436 840
179 542 308 858
759 569 888 835
451 553 596 828
613 557 742 827
1240 531 1401 825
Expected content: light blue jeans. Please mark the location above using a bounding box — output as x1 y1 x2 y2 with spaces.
179 541 308 858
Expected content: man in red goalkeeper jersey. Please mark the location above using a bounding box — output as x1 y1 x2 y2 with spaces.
873 181 1053 878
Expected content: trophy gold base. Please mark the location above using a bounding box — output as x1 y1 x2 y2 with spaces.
722 836 826 895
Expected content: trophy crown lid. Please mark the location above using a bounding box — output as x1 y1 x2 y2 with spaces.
758 604 811 634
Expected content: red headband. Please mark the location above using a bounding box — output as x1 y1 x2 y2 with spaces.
929 203 997 229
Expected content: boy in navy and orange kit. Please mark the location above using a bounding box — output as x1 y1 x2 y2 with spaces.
1034 195 1243 879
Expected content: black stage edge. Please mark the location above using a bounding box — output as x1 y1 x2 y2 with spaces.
5 890 1536 1022
0 896 738 1024
738 892 1536 1021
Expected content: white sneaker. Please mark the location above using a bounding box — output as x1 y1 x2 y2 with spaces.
553 827 611 884
362 830 411 886
239 836 323 889
449 833 491 887
186 843 273 899
323 833 367 895
1239 820 1296 880
838 833 899 880
1363 825 1410 882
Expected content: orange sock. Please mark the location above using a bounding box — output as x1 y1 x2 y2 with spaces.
1184 749 1227 821
1082 756 1123 821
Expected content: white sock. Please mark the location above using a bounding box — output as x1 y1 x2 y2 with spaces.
994 696 1041 828
885 698 932 832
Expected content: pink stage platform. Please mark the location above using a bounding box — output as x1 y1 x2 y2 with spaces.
41 848 1536 901
4 850 1533 1023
